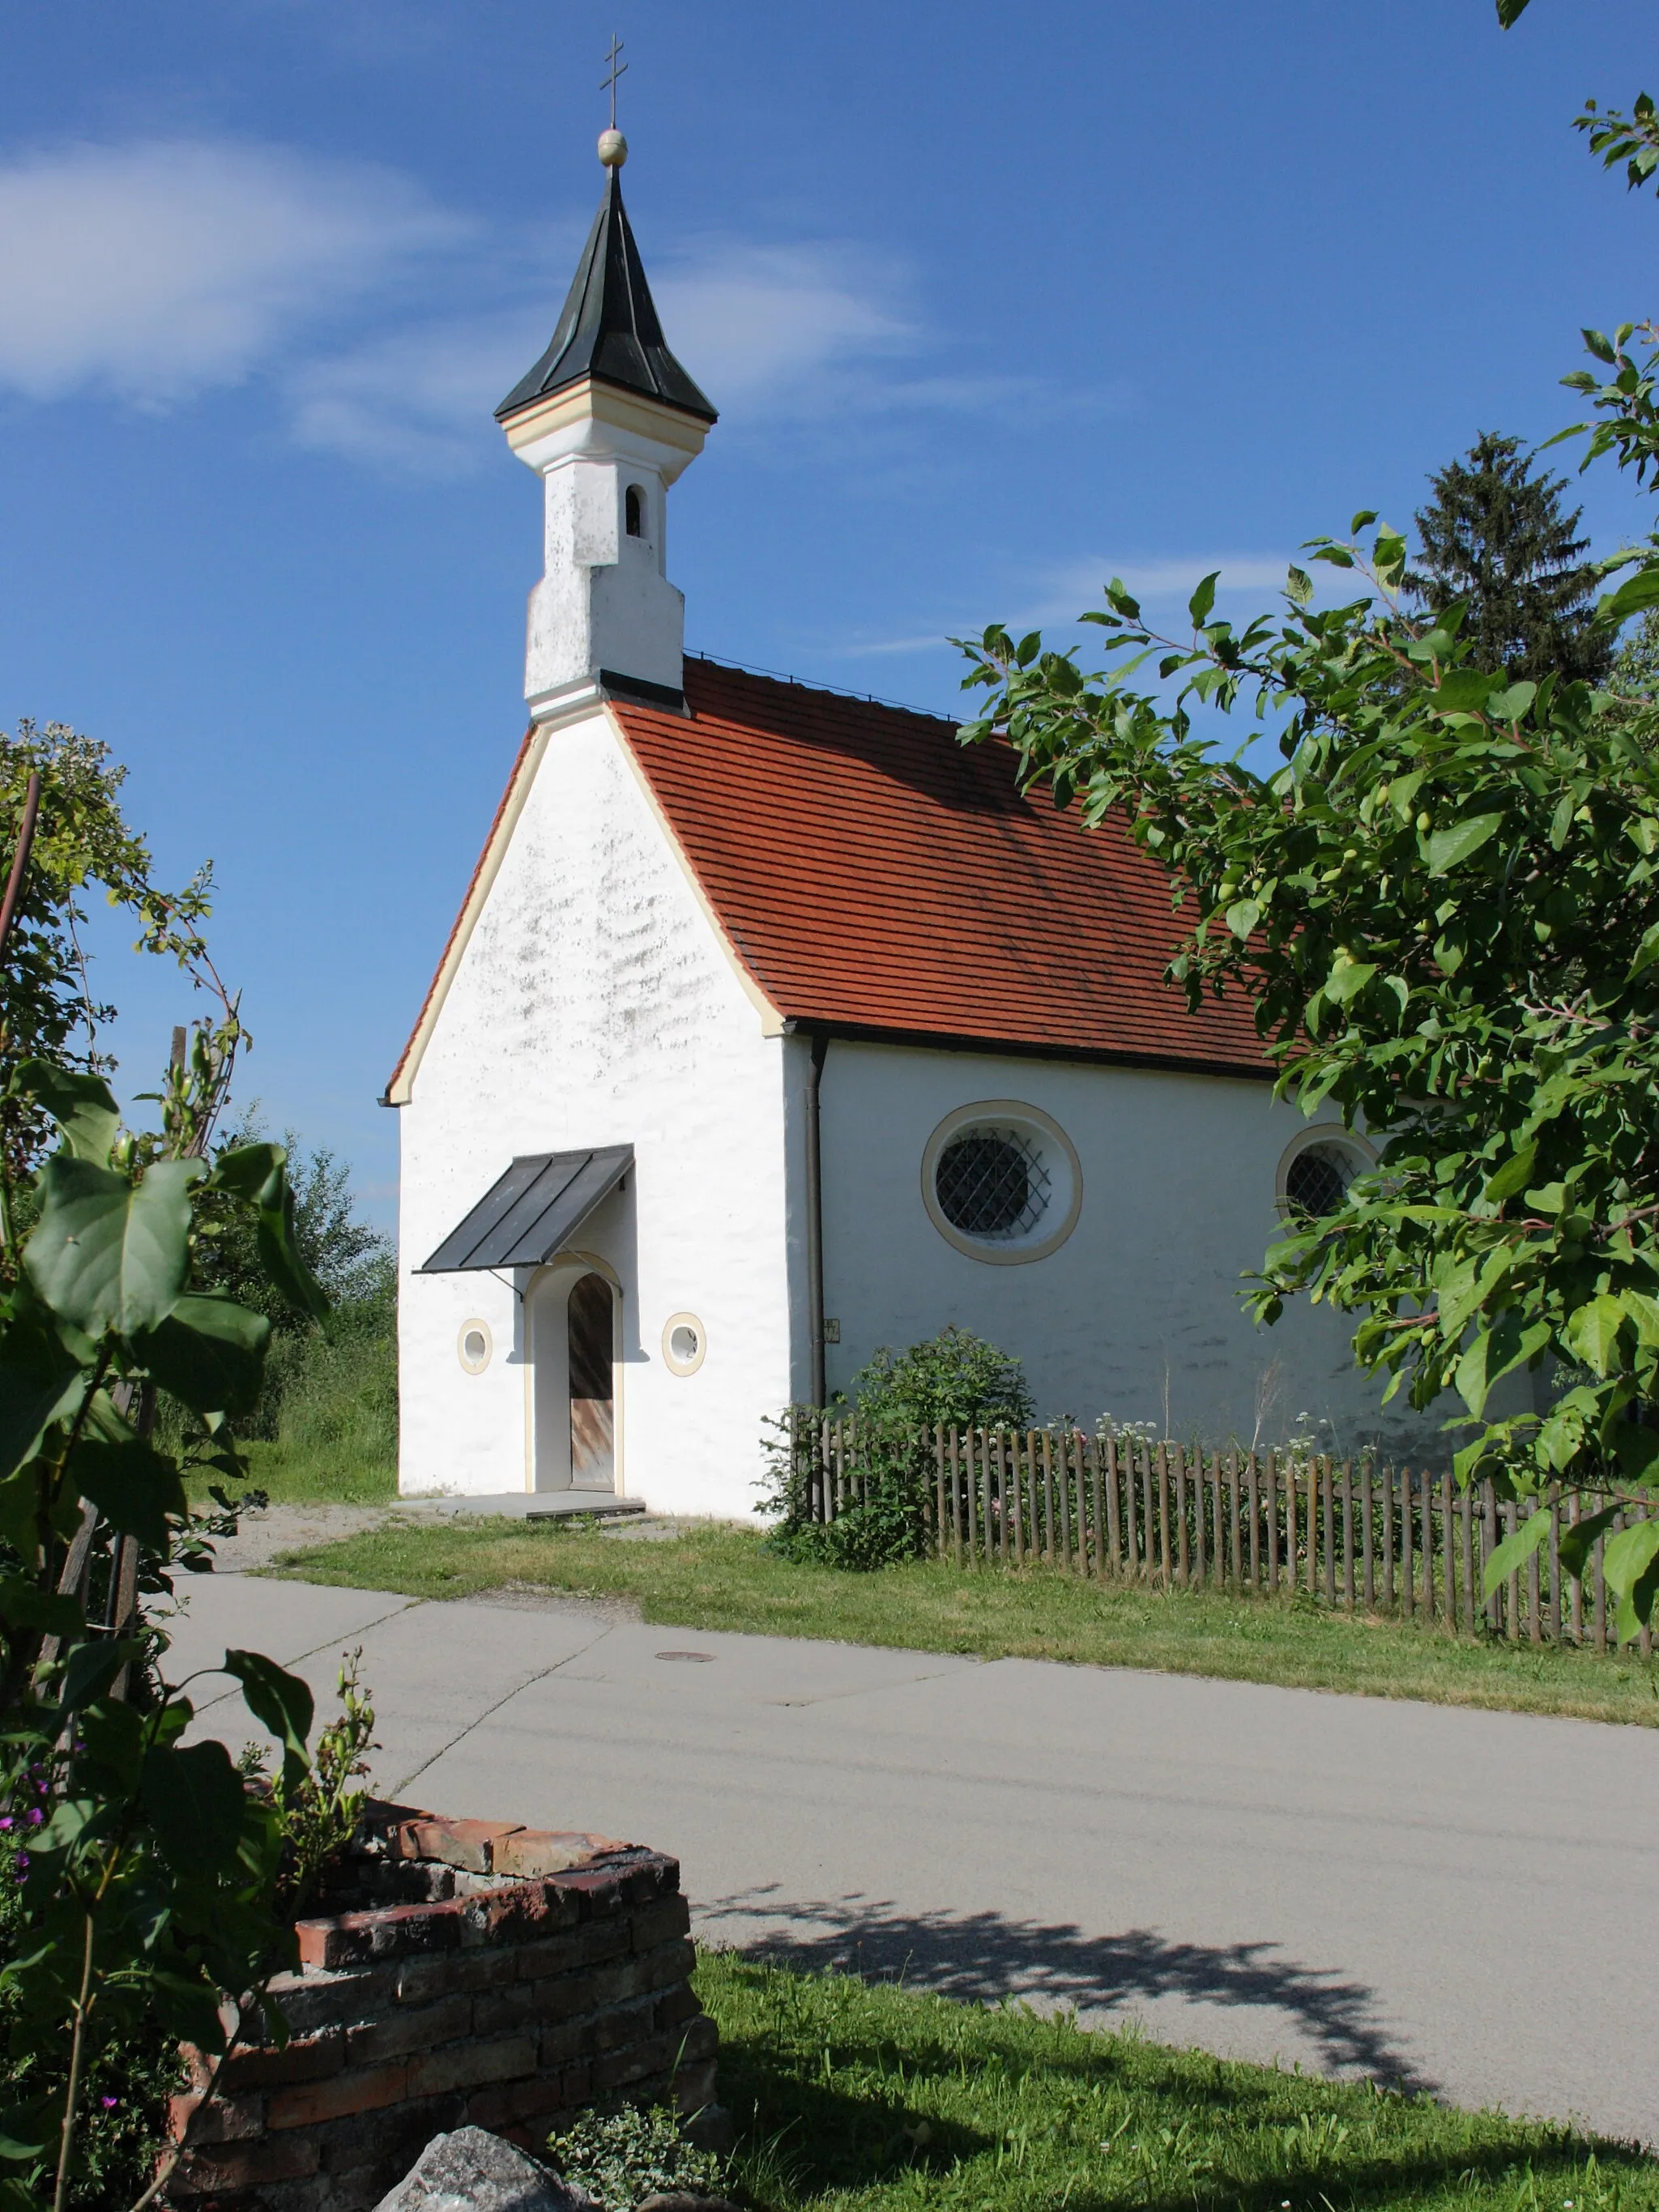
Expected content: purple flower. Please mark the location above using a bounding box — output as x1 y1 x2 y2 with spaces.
24 1809 42 1827
100 2097 117 2111
0 1818 12 1831
15 1853 28 1877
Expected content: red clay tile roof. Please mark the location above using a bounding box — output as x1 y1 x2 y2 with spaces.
608 658 1270 1077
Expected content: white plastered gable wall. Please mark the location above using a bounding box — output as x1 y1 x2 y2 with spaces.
394 704 795 1516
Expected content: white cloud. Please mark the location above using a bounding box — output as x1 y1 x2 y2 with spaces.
0 136 1056 470
655 243 912 411
0 139 466 405
1028 556 1294 621
288 311 546 476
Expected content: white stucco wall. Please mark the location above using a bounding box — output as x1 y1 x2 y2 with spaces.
815 1041 1445 1464
395 707 793 1517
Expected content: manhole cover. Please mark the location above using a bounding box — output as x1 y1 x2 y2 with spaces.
655 1650 714 1663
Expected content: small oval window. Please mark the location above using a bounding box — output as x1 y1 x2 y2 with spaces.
625 484 644 537
458 1319 493 1374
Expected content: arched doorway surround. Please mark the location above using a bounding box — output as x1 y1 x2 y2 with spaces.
527 1256 621 1493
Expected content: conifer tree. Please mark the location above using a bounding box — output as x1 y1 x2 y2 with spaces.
1406 431 1611 682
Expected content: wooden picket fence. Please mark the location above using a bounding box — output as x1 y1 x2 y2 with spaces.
798 1417 1655 1653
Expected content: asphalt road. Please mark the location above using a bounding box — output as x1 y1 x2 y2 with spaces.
168 1567 1659 2146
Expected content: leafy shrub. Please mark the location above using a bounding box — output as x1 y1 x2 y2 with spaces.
546 2101 725 2210
761 1326 1033 1571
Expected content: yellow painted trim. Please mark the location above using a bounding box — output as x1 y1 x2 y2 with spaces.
501 376 708 462
606 706 786 1037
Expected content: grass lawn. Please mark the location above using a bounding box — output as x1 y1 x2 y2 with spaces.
697 1951 1654 2212
265 1515 1659 1728
194 1443 399 1508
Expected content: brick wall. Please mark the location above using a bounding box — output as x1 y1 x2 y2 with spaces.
164 1805 716 2212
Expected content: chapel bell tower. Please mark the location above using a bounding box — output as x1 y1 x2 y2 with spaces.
496 122 717 724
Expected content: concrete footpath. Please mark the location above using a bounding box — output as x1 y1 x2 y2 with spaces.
166 1559 1659 2148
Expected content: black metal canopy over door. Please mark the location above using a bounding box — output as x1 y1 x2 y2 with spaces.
417 1146 633 1274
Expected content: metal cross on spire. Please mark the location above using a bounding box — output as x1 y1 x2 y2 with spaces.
601 32 628 129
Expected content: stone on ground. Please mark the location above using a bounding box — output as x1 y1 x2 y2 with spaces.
373 2127 595 2212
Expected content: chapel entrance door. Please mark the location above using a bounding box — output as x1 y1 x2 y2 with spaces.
567 1272 615 1490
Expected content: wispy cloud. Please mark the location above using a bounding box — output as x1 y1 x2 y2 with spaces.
0 136 1068 472
0 139 466 407
825 553 1296 663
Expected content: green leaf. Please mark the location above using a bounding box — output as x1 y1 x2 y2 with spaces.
1456 1315 1551 1417
208 1141 285 1210
134 1294 271 1417
24 1157 197 1339
1482 1145 1537 1205
1350 509 1378 534
1563 1294 1629 1378
1225 898 1263 940
9 1061 120 1163
140 1739 247 1873
1629 922 1659 981
1426 812 1504 875
1323 957 1377 1007
0 1294 84 1480
66 1437 186 1551
1605 1515 1659 1594
1188 571 1219 625
1104 577 1141 620
1597 565 1659 624
1486 681 1537 722
1431 669 1498 716
1496 0 1529 25
1559 1504 1621 1580
1482 1506 1550 1596
255 1186 329 1322
1286 565 1313 607
223 1649 314 1782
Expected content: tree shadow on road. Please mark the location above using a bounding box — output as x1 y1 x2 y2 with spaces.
695 1886 1433 2094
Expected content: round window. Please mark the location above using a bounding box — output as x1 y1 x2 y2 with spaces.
921 1102 1082 1265
936 1127 1049 1239
457 1319 493 1375
662 1312 707 1376
1276 1128 1375 1221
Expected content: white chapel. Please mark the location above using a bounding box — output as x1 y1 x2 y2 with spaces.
387 134 1435 1517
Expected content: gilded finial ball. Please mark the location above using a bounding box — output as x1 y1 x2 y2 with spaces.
598 128 628 168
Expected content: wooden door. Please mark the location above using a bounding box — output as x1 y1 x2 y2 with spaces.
568 1273 615 1490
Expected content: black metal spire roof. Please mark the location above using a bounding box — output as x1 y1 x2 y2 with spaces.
496 171 717 425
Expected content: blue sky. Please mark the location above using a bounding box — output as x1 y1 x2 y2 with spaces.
2 0 1656 1221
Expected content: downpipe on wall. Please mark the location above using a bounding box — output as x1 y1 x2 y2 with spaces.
804 1030 829 1409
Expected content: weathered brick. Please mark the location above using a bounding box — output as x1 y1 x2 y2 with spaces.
515 1921 629 1980
462 1884 580 1947
555 2061 592 2108
171 2131 322 2191
493 1828 628 1878
470 1980 552 2037
298 1901 463 1973
637 1937 697 1995
346 1993 472 2065
675 2013 720 2065
267 2063 409 2131
396 1946 517 2003
406 2034 537 2100
220 2030 345 2093
535 2016 595 2069
463 2069 569 2133
168 2089 264 2145
654 1984 703 2031
394 1818 524 1874
264 1964 400 2034
592 2038 669 2095
628 1895 691 1952
592 1995 657 2052
552 1868 629 1917
528 1971 602 2026
314 2093 463 2172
